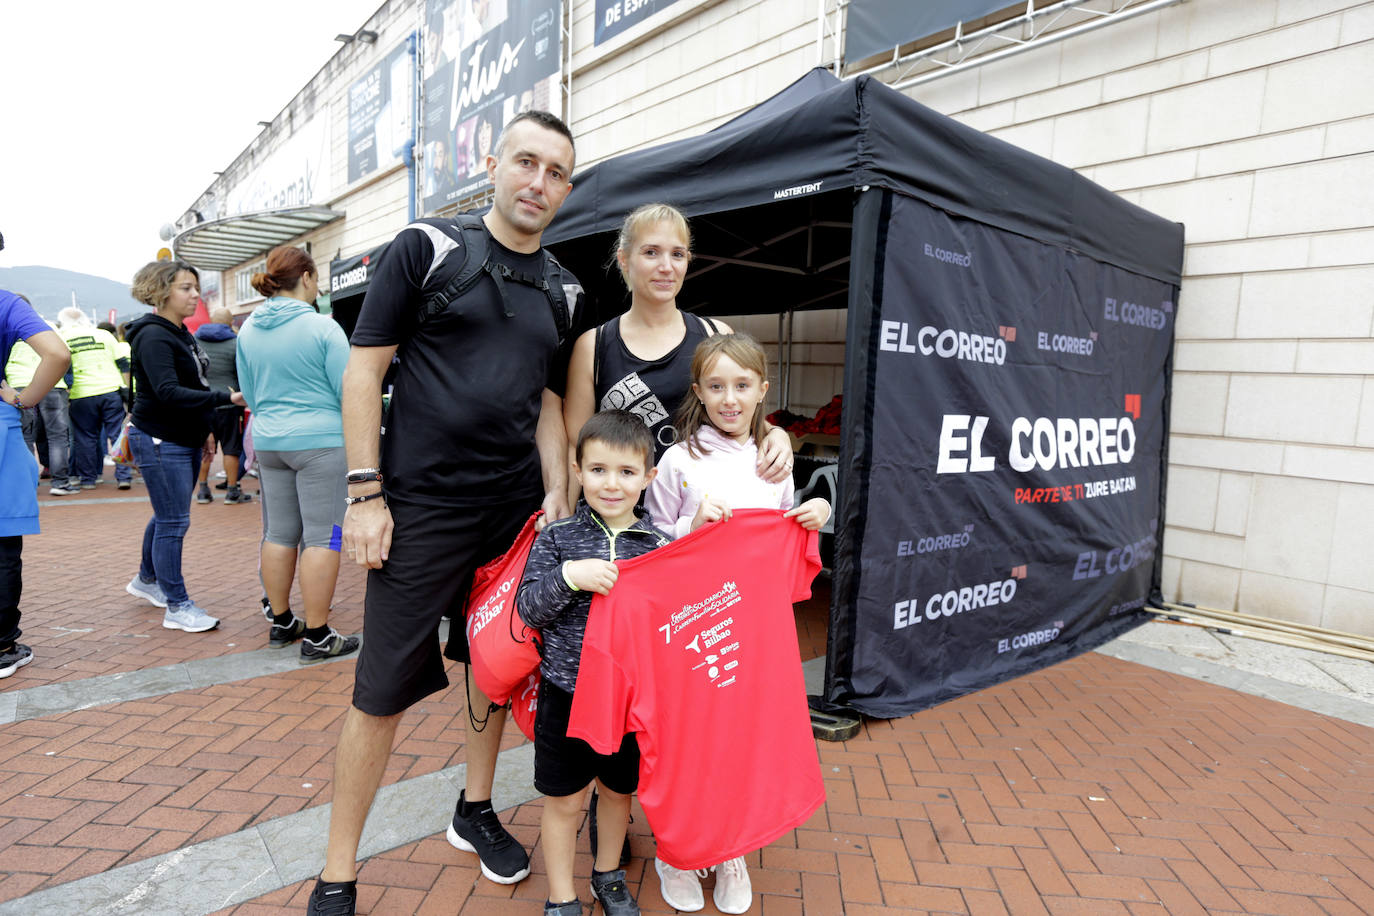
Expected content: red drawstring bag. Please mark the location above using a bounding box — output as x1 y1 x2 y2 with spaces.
465 511 543 740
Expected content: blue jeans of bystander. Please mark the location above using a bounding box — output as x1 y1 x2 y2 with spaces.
128 426 198 606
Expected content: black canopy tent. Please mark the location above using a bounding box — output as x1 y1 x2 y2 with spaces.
545 69 1185 720
327 242 389 339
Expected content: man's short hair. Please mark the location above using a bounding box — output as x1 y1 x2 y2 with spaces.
576 409 654 470
493 110 575 163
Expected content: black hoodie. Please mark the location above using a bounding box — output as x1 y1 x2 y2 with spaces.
126 313 232 447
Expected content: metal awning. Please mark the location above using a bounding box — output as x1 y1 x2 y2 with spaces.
172 206 344 271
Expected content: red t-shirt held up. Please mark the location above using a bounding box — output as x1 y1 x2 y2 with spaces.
569 508 825 870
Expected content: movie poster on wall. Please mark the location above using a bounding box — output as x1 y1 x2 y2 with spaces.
421 0 563 212
347 41 414 183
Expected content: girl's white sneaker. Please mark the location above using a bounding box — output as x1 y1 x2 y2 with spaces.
713 857 753 914
654 857 704 912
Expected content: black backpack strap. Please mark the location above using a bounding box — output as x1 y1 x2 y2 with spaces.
593 320 605 395
419 213 573 350
420 213 490 324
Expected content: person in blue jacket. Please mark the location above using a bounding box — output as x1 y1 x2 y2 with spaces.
0 285 71 679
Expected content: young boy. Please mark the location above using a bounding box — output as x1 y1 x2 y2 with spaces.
517 409 672 916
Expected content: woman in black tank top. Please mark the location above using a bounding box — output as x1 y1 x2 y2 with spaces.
563 203 794 483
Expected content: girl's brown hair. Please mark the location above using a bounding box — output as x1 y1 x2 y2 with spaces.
250 246 317 298
672 332 769 458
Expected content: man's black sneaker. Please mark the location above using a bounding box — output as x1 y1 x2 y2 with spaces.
306 878 356 916
196 483 212 504
590 868 640 916
446 791 531 884
545 901 583 916
224 485 253 504
269 613 306 648
300 629 360 664
0 644 34 679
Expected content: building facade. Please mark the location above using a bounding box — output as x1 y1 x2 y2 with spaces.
174 0 1374 633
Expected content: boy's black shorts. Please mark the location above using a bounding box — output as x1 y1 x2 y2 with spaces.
209 407 244 458
351 495 538 717
534 680 639 798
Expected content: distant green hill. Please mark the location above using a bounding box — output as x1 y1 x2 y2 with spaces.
0 266 150 325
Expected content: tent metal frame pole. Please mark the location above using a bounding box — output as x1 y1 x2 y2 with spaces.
562 1 573 124
845 0 1183 90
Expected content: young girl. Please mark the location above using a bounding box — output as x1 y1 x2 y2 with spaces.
644 332 829 914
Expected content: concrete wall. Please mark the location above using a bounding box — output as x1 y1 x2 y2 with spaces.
904 0 1374 633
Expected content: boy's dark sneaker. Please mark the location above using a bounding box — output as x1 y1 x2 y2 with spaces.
305 878 356 916
268 613 306 648
196 483 212 504
224 485 252 504
545 901 583 916
300 629 360 664
590 868 640 916
446 791 531 884
0 644 34 679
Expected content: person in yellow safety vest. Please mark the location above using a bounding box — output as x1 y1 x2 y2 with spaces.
57 307 132 490
4 326 77 496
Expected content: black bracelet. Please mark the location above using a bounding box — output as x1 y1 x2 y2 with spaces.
344 490 385 506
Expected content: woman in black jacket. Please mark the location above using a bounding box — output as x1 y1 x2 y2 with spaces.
123 260 245 633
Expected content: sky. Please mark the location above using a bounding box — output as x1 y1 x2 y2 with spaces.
0 0 388 284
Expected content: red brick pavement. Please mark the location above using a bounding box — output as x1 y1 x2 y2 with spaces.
14 478 366 688
213 654 1374 915
3 485 1374 914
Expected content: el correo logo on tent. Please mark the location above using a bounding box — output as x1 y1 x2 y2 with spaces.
997 621 1064 654
879 322 1007 365
923 243 971 267
1073 534 1156 581
897 523 975 557
1036 329 1096 356
937 412 1137 475
773 180 823 200
331 264 368 293
893 575 1019 631
1103 296 1172 331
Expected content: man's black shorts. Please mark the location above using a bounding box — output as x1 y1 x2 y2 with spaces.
352 496 538 717
533 681 640 798
209 407 244 458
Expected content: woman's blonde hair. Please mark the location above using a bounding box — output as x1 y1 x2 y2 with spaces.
131 260 200 308
612 203 692 287
673 332 769 458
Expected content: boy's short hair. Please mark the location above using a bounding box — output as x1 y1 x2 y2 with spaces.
576 409 654 470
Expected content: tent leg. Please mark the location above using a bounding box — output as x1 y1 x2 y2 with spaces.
808 694 861 741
